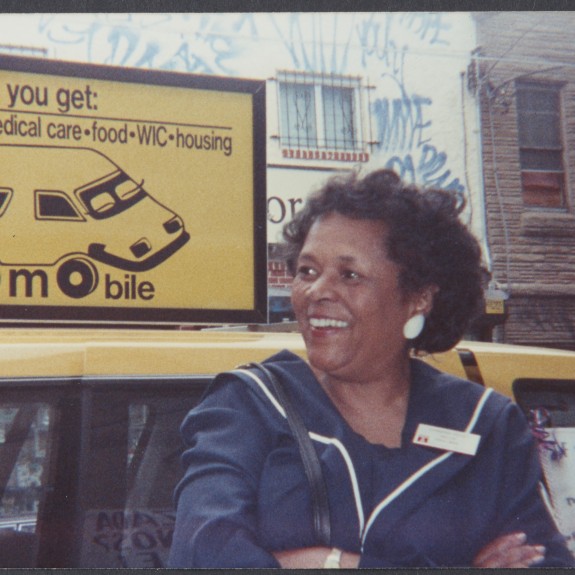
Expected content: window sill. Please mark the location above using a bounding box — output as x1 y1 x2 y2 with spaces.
521 211 575 237
279 147 369 163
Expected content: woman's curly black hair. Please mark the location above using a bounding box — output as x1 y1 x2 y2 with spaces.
282 169 484 354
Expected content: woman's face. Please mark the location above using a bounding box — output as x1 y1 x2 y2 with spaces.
291 212 422 383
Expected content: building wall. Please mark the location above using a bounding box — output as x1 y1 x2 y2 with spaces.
0 13 485 321
474 11 575 349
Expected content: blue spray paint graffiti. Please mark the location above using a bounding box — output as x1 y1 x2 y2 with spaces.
268 12 356 74
370 86 464 194
386 145 465 194
397 12 452 45
357 14 405 73
32 12 467 196
370 77 432 152
374 95 465 194
356 13 451 73
37 13 256 75
357 14 465 195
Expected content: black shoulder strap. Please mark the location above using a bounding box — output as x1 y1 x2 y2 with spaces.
240 361 331 547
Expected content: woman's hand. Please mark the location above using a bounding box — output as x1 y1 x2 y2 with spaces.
273 535 545 569
473 532 546 568
273 547 360 569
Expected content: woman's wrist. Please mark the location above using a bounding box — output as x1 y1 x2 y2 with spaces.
323 548 360 569
324 548 343 568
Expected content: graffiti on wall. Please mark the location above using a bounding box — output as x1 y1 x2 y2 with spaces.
30 12 468 199
356 14 465 194
38 13 258 75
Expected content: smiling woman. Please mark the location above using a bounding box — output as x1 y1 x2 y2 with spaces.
169 170 575 569
290 214 418 396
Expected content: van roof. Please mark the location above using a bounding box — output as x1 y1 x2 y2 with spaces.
0 327 308 378
0 327 574 399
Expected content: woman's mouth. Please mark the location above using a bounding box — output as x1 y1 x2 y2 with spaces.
309 317 349 329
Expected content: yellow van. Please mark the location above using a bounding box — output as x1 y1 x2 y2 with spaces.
0 144 189 298
0 327 574 568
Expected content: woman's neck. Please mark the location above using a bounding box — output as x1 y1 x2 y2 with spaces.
312 360 412 447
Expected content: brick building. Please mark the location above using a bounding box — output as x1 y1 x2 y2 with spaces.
267 254 294 323
473 11 575 350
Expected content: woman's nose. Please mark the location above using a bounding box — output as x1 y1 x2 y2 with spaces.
307 272 337 301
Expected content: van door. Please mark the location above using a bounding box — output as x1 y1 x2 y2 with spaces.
0 382 76 568
0 375 208 568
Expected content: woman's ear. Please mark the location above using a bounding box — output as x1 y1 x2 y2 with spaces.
411 285 439 317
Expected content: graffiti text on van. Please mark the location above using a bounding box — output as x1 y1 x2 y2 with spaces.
8 268 156 301
87 509 174 568
5 83 98 114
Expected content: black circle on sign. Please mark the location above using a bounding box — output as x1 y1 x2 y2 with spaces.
57 258 99 299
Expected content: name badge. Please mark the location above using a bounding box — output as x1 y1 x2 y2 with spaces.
413 423 480 456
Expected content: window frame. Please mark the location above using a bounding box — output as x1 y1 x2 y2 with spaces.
515 80 567 210
277 70 365 153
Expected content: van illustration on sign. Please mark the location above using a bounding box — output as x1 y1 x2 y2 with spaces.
0 144 190 299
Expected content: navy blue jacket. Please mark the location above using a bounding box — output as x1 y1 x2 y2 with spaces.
169 350 573 568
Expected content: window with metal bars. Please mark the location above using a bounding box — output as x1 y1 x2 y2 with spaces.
516 81 566 209
277 71 363 152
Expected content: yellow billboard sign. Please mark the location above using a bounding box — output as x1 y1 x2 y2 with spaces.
0 55 267 325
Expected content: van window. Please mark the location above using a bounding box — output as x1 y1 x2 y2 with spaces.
0 377 206 569
76 382 203 568
513 379 575 559
513 378 575 427
0 398 57 567
0 188 12 217
35 191 83 221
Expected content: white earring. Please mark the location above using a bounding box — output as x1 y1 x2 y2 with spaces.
403 314 425 340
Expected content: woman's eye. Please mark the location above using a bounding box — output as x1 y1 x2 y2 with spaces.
342 270 360 281
296 265 317 278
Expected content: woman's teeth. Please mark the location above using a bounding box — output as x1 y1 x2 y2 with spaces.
309 318 349 328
